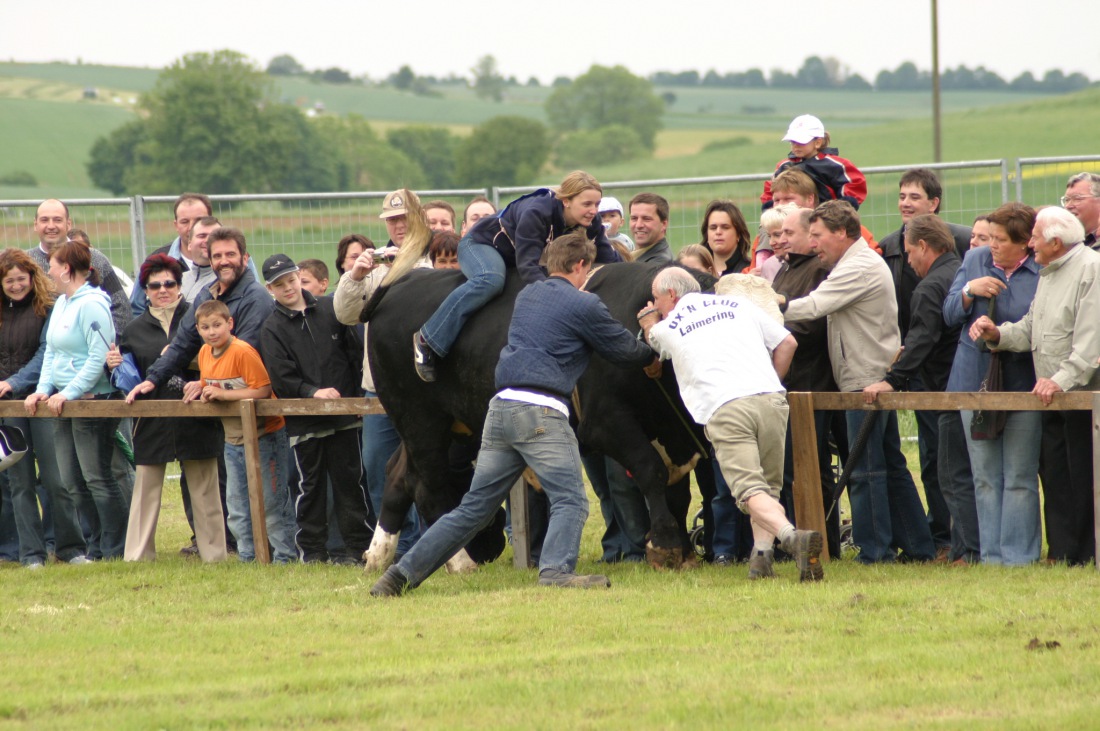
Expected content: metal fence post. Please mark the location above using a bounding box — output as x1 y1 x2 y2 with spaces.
130 195 146 275
1014 158 1025 202
1000 159 1010 204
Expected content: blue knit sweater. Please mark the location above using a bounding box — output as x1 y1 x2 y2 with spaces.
495 276 653 398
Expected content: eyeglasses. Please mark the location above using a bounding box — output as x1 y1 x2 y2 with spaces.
146 280 179 291
1061 194 1096 207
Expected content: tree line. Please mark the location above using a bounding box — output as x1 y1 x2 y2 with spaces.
649 57 1093 93
267 52 1093 95
86 53 665 196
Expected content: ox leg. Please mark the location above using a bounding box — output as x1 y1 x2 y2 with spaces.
592 426 688 570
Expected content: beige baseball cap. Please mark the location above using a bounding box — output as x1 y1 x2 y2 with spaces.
380 189 419 219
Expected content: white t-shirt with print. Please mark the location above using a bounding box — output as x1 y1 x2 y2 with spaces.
648 292 790 424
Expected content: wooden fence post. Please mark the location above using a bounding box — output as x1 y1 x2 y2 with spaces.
1093 393 1100 571
239 399 271 564
788 392 829 561
510 478 530 569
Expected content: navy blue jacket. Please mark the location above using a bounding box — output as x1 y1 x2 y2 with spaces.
145 267 274 386
470 189 621 284
495 276 652 399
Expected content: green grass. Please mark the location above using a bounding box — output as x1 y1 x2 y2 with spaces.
0 96 135 195
3 467 1098 730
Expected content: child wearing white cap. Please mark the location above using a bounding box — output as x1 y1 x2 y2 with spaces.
760 114 866 214
598 196 635 252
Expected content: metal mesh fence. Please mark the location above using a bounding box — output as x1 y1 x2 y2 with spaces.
1015 155 1100 208
0 198 135 272
497 160 1009 254
4 156 1094 287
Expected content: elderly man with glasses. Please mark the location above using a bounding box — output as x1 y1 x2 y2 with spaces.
1062 172 1100 250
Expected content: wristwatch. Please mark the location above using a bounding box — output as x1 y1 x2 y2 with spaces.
963 282 973 298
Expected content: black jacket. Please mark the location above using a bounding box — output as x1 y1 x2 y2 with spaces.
145 267 274 386
772 253 837 392
120 299 224 464
884 251 962 392
469 189 621 284
260 292 363 438
880 221 971 337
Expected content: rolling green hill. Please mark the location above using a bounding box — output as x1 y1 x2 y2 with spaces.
0 97 136 194
0 60 1093 201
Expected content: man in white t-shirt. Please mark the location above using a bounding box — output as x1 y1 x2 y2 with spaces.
637 267 822 582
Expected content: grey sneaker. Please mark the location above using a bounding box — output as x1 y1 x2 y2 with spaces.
412 331 438 383
747 550 776 580
370 565 411 597
68 555 93 565
538 570 611 589
781 529 823 582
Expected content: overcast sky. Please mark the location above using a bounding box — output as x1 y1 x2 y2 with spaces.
3 1 1098 84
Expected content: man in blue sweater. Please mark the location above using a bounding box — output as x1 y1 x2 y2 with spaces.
371 231 656 596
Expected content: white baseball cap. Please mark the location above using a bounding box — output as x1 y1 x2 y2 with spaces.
598 196 623 216
782 115 826 144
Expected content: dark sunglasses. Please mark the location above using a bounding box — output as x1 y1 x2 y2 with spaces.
146 280 180 291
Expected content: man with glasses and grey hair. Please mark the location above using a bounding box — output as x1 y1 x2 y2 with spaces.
1062 172 1100 250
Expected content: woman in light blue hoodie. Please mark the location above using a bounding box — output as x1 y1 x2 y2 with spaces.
25 240 129 560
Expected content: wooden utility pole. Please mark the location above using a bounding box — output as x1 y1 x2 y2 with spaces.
931 0 942 161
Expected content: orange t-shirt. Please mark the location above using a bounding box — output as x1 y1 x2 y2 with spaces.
198 337 285 445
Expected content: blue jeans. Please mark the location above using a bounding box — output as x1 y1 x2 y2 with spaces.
419 238 506 357
224 430 296 563
709 452 748 559
845 410 935 564
362 394 419 555
962 410 1041 565
2 417 86 563
581 453 648 562
396 397 588 587
54 416 129 560
937 411 980 563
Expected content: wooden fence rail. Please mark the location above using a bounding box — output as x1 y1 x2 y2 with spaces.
0 398 383 564
4 391 1097 567
787 391 1100 568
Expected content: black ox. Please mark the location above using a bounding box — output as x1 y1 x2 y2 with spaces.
361 261 714 572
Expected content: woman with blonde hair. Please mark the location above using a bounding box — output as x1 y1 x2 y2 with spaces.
0 248 90 567
675 244 715 276
412 170 622 381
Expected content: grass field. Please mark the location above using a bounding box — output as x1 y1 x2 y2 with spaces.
3 462 1099 730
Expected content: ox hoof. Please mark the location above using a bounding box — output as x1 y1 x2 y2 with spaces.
363 528 400 573
646 542 683 571
678 555 701 571
444 549 478 574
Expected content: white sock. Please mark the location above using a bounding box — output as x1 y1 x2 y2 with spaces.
753 541 774 554
777 525 796 544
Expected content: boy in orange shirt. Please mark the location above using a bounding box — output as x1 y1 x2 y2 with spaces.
186 300 296 563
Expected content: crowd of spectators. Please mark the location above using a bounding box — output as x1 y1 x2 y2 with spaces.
2 161 1099 574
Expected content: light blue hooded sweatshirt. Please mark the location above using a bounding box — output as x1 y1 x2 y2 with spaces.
35 282 115 400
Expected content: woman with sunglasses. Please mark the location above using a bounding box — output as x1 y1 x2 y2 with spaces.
107 254 227 562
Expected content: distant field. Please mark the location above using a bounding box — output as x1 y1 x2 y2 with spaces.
0 61 1093 204
0 97 135 194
